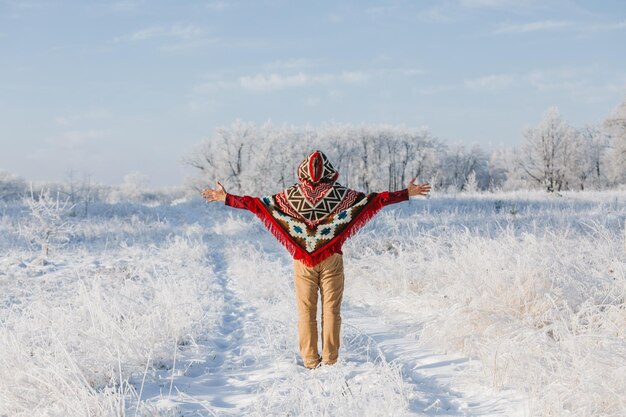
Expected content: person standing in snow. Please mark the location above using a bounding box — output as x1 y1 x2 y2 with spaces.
202 150 431 369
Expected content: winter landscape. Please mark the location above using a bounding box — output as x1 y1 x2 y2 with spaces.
1 153 626 416
2 1 626 416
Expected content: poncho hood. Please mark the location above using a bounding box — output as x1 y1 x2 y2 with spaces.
297 150 339 184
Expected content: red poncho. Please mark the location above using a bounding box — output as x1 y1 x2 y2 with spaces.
225 150 408 267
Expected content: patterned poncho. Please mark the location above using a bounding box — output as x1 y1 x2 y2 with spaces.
225 150 408 267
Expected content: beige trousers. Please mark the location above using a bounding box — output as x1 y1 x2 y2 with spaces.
294 253 345 368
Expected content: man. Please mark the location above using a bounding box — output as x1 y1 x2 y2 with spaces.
202 150 431 369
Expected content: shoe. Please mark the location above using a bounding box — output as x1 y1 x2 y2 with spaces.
304 361 322 370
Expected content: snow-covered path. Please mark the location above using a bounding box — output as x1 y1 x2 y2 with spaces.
137 239 527 416
137 251 277 415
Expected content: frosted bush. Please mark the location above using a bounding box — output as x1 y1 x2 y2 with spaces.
19 189 75 264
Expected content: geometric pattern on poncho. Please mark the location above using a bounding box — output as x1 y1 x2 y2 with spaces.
275 183 363 227
261 193 373 253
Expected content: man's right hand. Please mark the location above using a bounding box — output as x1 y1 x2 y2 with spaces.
202 181 227 203
408 177 431 197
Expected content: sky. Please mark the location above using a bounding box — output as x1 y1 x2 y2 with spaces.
0 0 625 187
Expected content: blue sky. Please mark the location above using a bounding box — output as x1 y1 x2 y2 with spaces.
1 0 625 186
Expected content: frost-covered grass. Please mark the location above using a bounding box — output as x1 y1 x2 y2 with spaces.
0 190 624 416
346 190 626 417
0 201 222 416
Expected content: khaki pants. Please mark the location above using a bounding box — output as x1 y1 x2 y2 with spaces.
294 253 345 368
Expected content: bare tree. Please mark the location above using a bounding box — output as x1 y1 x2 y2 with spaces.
574 125 610 190
486 147 510 191
441 144 487 191
517 107 578 192
604 96 626 185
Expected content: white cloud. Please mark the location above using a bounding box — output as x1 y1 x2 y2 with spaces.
110 1 143 12
383 67 427 77
496 19 626 35
113 25 207 43
48 129 108 149
114 26 159 42
328 13 342 23
264 58 313 70
54 116 71 127
328 90 343 100
465 74 515 91
239 71 369 92
379 89 393 99
412 84 457 95
25 147 47 161
304 97 321 107
113 24 217 51
585 20 626 32
53 109 111 127
1 0 48 10
495 20 573 34
206 1 231 10
192 79 232 93
460 0 524 8
226 39 269 49
240 73 307 91
605 80 626 94
417 5 454 23
402 69 427 76
160 37 218 51
365 5 398 16
1 0 48 19
341 71 369 83
524 67 623 104
187 97 219 112
526 69 588 92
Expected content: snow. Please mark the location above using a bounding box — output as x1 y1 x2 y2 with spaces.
1 190 625 416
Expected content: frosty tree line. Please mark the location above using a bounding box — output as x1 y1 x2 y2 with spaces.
185 97 626 195
1 97 625 205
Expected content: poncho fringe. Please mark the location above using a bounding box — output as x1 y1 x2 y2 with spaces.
251 194 387 267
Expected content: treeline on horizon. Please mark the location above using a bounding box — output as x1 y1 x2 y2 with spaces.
185 97 626 195
1 96 625 206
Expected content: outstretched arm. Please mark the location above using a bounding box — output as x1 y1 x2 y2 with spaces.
370 176 431 209
201 182 261 212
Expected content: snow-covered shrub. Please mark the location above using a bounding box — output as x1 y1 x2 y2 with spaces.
19 189 74 264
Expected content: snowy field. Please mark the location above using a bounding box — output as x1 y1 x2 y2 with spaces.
1 190 625 417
